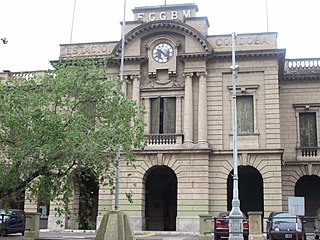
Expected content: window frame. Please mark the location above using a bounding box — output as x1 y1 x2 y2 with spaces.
228 85 259 135
294 104 320 148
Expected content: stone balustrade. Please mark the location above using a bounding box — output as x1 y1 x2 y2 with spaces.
145 133 184 145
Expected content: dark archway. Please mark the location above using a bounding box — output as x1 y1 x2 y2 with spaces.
145 166 177 231
78 171 99 230
295 175 320 231
227 166 264 216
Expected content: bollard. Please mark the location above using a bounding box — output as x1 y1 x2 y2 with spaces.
24 212 40 238
199 214 212 240
248 211 264 240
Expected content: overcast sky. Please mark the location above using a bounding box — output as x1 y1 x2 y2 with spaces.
0 0 319 72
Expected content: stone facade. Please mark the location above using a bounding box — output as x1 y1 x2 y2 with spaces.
3 2 320 233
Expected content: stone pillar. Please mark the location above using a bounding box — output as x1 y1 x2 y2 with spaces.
183 72 193 145
248 211 264 240
25 212 40 238
121 77 127 97
197 71 208 147
131 74 140 105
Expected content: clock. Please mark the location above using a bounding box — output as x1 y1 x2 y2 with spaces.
152 42 174 63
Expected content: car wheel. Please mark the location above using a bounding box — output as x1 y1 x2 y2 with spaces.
315 234 320 240
21 230 25 236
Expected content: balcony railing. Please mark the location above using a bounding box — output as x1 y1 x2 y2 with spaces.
297 147 320 160
145 134 184 145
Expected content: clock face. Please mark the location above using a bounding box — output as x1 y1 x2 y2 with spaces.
152 42 174 63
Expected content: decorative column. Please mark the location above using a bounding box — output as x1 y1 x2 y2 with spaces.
121 76 127 97
131 74 140 105
197 71 208 147
183 72 193 145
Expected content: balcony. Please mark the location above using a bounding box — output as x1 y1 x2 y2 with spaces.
297 147 320 161
145 133 184 146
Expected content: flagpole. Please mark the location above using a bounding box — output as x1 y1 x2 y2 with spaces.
265 0 269 32
115 0 126 211
70 0 77 43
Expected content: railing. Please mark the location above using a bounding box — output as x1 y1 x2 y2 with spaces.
0 70 46 81
299 147 318 157
297 147 320 160
145 133 184 145
286 58 320 70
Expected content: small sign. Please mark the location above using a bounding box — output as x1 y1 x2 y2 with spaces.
288 196 305 216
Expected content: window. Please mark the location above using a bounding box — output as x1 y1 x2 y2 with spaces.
150 97 176 134
237 95 254 134
299 112 317 147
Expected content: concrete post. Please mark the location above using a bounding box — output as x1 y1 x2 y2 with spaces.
199 214 212 240
248 211 264 240
24 212 40 238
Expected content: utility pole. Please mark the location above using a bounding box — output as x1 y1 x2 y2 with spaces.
229 32 243 240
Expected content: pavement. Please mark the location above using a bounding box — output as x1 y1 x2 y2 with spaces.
0 230 200 240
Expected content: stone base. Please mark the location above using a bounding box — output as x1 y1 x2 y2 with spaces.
47 215 66 230
176 216 199 232
95 210 135 240
129 216 145 231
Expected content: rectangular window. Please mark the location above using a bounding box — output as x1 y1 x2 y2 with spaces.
151 97 176 134
299 112 317 147
237 95 254 134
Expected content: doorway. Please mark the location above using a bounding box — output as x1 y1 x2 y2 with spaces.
145 166 177 231
227 166 264 216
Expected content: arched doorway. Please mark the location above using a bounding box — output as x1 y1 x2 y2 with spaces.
227 166 264 216
145 166 177 231
295 175 320 231
78 170 99 230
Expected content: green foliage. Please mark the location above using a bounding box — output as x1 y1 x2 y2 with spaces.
0 58 145 207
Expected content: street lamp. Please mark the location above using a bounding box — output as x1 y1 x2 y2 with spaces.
229 32 243 240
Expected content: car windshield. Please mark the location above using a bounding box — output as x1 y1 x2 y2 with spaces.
273 213 302 225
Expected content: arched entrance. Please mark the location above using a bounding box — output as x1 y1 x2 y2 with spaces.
295 175 320 230
145 166 177 231
227 166 264 216
78 170 99 230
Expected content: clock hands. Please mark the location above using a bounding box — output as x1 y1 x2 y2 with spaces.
157 49 169 60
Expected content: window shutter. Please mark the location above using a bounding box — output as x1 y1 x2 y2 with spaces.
151 98 160 133
299 112 317 147
237 96 254 134
163 97 176 133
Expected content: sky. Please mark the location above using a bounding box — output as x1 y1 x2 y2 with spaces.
0 0 319 72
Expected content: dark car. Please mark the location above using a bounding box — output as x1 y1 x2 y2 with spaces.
0 209 26 236
315 208 320 239
213 211 249 240
266 212 306 240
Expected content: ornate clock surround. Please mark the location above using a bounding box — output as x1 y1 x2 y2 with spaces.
147 36 178 76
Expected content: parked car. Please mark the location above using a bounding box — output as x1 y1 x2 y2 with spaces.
0 209 26 237
266 212 306 240
315 208 320 239
213 211 249 240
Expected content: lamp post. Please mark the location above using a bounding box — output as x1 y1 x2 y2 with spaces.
229 32 243 240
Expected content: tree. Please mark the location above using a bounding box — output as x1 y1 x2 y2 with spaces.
0 58 145 208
